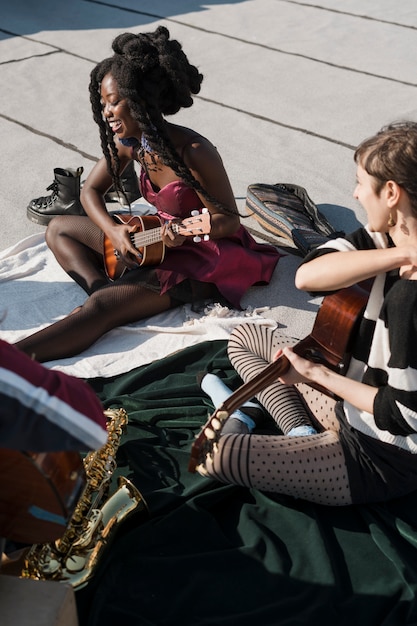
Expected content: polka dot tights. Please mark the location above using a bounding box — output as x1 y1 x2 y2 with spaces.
203 323 353 505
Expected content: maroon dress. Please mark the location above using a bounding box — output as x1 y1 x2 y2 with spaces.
139 169 281 309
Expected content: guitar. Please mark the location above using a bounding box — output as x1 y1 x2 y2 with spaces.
0 450 86 544
103 210 211 280
188 283 370 473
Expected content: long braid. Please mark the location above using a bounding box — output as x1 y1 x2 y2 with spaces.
137 106 231 214
89 26 239 217
89 62 123 195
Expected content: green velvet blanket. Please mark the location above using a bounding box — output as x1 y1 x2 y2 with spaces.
77 340 417 626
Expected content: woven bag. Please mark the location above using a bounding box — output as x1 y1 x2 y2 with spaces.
246 182 342 256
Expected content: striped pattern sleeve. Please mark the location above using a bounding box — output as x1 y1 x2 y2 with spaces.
372 280 417 438
302 226 388 259
0 340 107 451
343 275 417 453
300 227 417 452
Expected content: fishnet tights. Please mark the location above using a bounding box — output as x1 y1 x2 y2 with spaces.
15 216 175 362
203 323 352 505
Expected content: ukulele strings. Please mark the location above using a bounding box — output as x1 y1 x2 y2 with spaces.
129 220 204 248
131 226 162 248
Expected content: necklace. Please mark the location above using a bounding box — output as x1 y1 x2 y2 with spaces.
118 136 139 148
118 134 154 154
140 133 154 154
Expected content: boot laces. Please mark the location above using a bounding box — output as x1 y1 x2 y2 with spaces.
43 181 59 206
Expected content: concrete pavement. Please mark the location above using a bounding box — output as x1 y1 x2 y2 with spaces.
1 0 416 337
3 0 417 253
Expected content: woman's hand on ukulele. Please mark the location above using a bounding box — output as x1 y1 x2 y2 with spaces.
161 221 186 248
110 222 142 268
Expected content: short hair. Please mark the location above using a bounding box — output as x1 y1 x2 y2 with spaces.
354 121 417 213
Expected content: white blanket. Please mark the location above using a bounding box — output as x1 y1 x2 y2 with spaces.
0 233 281 378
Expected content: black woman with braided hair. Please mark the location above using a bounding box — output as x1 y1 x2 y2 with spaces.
14 27 280 363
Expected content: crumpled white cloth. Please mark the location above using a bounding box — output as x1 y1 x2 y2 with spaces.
0 233 278 378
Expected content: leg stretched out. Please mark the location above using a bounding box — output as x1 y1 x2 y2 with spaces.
15 279 175 362
15 215 176 362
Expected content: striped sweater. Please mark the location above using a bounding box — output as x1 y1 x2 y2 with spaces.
304 226 417 454
0 339 107 451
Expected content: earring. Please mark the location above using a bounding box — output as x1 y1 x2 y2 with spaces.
388 213 396 227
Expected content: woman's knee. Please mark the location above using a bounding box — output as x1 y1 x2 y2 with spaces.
45 216 93 251
227 323 277 363
228 323 257 353
45 216 66 249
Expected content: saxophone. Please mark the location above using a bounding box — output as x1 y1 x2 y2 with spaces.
22 408 148 589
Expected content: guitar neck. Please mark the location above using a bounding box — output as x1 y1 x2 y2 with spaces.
188 356 290 473
220 356 290 416
130 222 192 249
188 283 370 473
131 226 162 249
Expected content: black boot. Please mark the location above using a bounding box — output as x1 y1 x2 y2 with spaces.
104 161 141 207
27 167 85 226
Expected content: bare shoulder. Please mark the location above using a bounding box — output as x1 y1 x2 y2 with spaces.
170 125 222 168
168 123 237 221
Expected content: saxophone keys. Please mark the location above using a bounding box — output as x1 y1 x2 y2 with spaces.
65 554 87 573
73 509 102 549
40 557 61 576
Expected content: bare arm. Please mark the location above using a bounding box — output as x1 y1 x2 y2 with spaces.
277 346 377 414
80 147 142 265
295 247 416 292
182 139 240 239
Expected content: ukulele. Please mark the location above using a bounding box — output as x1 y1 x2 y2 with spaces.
0 450 86 544
188 283 370 473
103 210 211 280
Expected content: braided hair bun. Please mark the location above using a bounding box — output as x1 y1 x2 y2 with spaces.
89 27 236 215
110 26 203 115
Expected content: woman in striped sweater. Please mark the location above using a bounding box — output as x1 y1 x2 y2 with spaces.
200 121 417 505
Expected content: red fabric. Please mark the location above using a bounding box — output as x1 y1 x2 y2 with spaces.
140 170 281 308
0 340 107 451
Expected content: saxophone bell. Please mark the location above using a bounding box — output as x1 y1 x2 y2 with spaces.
21 408 149 589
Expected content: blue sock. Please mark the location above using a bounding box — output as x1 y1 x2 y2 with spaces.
287 425 317 436
200 373 257 431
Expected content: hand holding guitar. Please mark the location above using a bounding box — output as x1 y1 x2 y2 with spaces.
103 211 211 280
106 219 144 269
276 341 378 415
274 346 314 387
161 220 187 248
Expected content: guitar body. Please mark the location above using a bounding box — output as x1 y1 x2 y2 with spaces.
294 282 370 374
103 214 164 280
0 450 86 543
103 210 211 281
189 283 370 473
